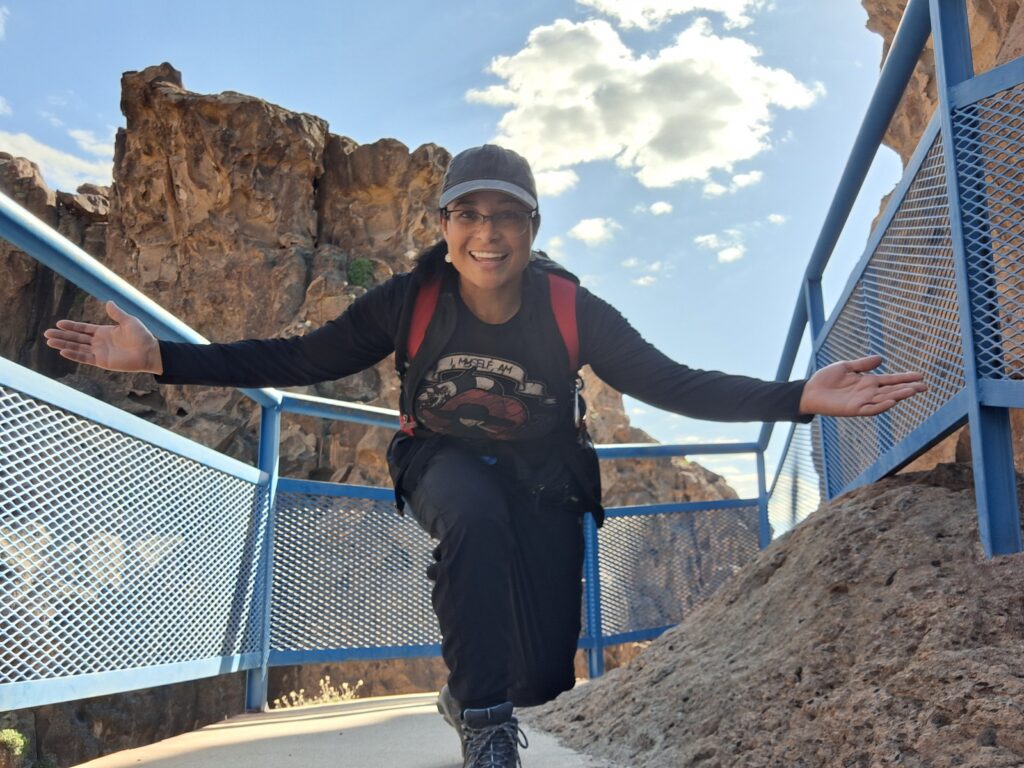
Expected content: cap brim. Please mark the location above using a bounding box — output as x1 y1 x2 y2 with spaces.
439 179 537 210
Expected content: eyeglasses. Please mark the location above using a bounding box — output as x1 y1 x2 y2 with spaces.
442 207 538 237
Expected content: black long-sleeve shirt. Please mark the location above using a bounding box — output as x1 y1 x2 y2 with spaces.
157 270 809 426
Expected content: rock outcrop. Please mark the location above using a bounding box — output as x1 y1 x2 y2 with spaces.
0 155 102 380
528 463 1024 768
863 0 1023 168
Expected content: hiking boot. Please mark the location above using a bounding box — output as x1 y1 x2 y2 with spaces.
461 701 528 768
437 684 466 757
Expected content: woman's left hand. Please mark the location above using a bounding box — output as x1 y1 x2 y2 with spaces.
799 354 927 417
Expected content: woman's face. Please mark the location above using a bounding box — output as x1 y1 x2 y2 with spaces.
440 190 537 299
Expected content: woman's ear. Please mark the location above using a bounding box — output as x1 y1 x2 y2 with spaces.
439 210 450 242
530 213 541 243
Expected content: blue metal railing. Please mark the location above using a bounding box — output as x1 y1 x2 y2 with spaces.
1 0 1022 716
0 197 767 708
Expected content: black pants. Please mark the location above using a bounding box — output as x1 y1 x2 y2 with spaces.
407 444 584 710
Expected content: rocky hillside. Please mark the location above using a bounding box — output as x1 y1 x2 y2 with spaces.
527 463 1024 767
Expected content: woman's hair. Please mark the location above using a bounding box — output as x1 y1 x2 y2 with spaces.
412 239 450 283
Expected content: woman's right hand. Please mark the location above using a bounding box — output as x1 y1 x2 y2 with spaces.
44 300 164 374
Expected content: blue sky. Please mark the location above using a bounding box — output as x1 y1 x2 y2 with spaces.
0 1 906 494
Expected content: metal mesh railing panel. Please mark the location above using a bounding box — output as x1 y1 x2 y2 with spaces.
0 386 265 684
953 83 1024 380
768 422 823 537
270 492 439 650
817 134 964 492
596 505 758 637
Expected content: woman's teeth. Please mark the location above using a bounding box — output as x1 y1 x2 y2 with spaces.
470 251 507 261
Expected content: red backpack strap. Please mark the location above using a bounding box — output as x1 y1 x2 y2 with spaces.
547 273 579 372
407 276 442 361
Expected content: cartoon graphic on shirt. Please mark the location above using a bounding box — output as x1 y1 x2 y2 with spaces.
416 354 557 439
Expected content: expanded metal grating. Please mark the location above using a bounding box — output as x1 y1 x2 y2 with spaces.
596 505 758 637
817 133 965 492
953 82 1024 380
270 492 440 651
768 422 824 537
0 386 265 685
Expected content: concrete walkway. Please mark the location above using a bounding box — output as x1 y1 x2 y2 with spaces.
74 692 617 768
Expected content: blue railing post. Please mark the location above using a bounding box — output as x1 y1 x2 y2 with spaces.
582 512 605 678
861 269 895 456
803 278 838 501
756 450 770 548
245 403 282 711
932 0 1022 557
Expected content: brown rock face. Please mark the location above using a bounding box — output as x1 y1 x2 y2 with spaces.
0 154 102 379
863 0 1023 167
528 463 1024 768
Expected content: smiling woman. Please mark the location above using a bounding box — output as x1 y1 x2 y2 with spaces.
43 140 926 768
441 190 537 322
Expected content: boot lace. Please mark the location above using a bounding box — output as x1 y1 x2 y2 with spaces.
463 719 529 768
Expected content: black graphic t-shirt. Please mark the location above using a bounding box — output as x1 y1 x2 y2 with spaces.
414 293 567 441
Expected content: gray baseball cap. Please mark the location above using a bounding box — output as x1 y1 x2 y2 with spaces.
438 144 538 210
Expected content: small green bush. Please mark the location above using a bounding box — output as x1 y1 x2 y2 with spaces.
0 729 26 757
32 758 57 768
347 258 375 288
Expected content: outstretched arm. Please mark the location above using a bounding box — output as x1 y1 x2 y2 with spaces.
43 276 406 388
578 288 926 423
799 354 926 417
44 301 163 374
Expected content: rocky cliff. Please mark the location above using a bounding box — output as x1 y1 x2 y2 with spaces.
0 64 740 765
863 0 1024 168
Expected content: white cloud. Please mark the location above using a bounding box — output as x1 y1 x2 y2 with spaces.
568 217 621 246
576 0 769 30
694 233 725 249
536 168 579 196
580 274 602 288
767 213 788 224
68 128 115 158
695 228 746 263
622 256 670 276
717 245 745 263
40 111 63 127
0 131 112 190
703 169 763 196
0 96 10 116
732 170 762 188
649 201 673 215
467 17 821 190
0 6 9 41
545 235 567 261
632 275 657 286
